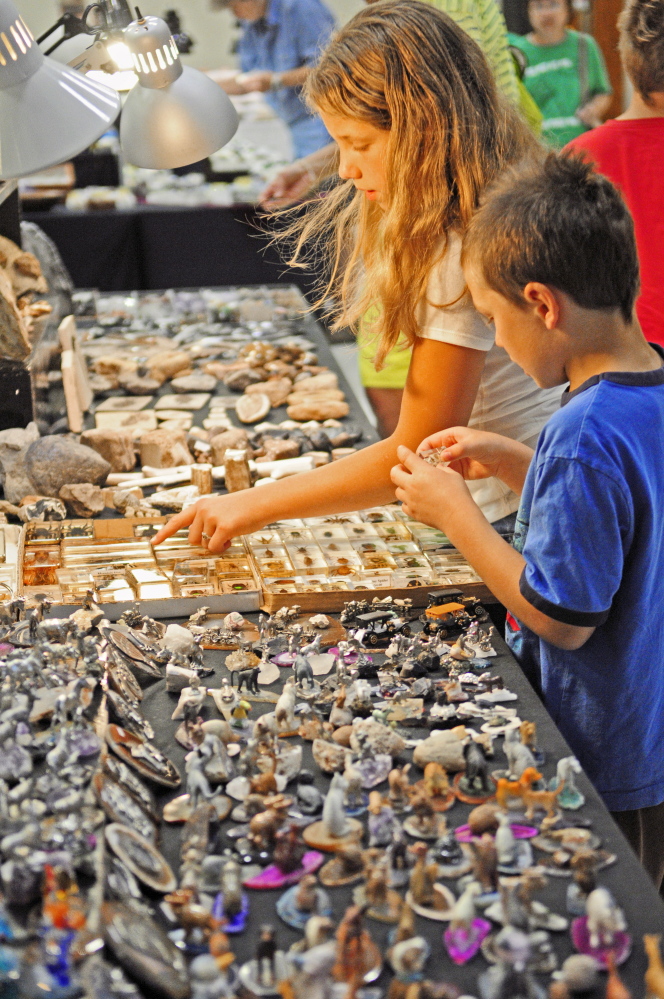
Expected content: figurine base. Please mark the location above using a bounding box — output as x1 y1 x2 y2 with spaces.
412 781 456 813
402 816 446 841
453 772 496 805
548 776 585 810
238 952 289 997
455 823 538 842
243 851 324 889
302 818 363 853
405 885 456 921
354 885 404 923
212 892 250 933
570 917 631 968
444 918 492 964
319 856 365 887
276 884 332 929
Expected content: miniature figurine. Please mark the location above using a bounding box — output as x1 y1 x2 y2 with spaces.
549 756 585 810
431 829 472 878
469 834 500 896
319 844 366 887
443 882 491 965
495 767 543 811
454 740 494 802
405 842 454 919
419 762 455 811
367 792 398 847
504 726 538 780
303 775 363 852
276 874 332 930
294 772 324 815
239 925 288 996
402 787 442 840
571 887 631 968
212 859 249 933
332 905 382 999
275 680 298 734
286 923 337 999
477 926 546 999
566 850 598 916
388 764 412 813
354 851 404 922
606 953 632 999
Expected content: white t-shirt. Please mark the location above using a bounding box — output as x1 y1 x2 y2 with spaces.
418 232 562 523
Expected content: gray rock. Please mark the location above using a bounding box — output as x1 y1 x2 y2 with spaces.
117 373 163 396
25 437 110 498
59 483 106 517
349 718 405 758
0 422 40 504
171 373 217 394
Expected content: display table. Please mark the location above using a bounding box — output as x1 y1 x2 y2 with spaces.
23 205 320 297
140 616 664 997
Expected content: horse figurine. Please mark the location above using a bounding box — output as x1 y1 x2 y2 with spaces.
549 755 585 809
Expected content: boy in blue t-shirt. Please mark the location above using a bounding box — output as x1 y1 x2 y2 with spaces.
390 153 664 889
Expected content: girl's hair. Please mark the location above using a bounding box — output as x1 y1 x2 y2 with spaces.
276 0 539 367
618 0 664 100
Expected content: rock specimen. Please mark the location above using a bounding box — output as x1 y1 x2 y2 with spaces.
209 429 250 466
139 429 193 469
59 483 106 517
236 393 271 424
80 428 136 473
312 738 346 773
25 437 111 498
117 372 163 395
255 438 300 462
349 718 406 758
287 400 350 421
293 372 339 392
245 378 292 407
171 373 217 394
147 350 190 382
224 449 251 492
413 731 466 772
0 270 31 361
224 368 264 392
0 422 40 504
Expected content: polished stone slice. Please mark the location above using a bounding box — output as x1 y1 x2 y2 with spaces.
105 823 176 893
106 725 181 789
102 901 191 999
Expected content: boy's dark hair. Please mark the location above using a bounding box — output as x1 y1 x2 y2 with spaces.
462 153 640 323
619 0 664 100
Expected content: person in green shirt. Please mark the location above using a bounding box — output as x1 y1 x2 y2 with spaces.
510 0 611 147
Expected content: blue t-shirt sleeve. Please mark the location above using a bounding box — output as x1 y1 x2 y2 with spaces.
286 0 335 64
519 455 632 627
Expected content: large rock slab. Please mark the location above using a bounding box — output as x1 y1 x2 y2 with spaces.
413 730 466 772
0 422 40 504
25 437 110 498
80 428 136 473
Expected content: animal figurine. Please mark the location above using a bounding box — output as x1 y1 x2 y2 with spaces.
388 764 412 812
248 794 292 852
408 842 448 912
469 834 499 894
522 780 565 821
367 792 398 847
644 934 664 999
343 753 365 813
448 882 482 932
460 740 493 797
293 655 315 689
550 756 585 809
231 663 261 695
322 773 352 839
164 887 223 945
275 679 298 733
504 726 537 778
422 762 450 800
255 924 279 989
585 887 627 950
495 766 543 810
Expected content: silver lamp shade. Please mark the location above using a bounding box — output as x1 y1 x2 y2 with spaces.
0 0 121 180
120 14 238 169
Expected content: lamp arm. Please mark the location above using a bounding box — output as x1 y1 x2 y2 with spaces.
37 13 92 57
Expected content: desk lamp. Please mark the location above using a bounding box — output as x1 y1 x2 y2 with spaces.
0 0 120 180
119 9 239 169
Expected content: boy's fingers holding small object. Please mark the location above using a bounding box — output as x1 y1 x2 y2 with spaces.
396 445 420 470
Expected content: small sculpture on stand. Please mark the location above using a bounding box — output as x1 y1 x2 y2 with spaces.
454 741 494 803
570 887 631 968
303 774 363 853
388 764 412 813
276 875 332 930
443 882 491 965
239 925 288 997
367 792 398 847
354 852 403 923
477 926 546 999
405 842 454 920
549 756 585 810
332 905 382 999
402 787 442 840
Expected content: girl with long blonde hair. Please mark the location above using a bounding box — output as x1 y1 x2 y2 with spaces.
155 0 560 551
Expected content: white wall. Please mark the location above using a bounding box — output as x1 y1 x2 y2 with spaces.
16 0 363 70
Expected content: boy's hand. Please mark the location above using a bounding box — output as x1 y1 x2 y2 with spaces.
391 446 475 530
417 427 514 481
152 493 262 552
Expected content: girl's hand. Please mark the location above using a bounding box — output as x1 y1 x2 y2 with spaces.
390 446 475 530
417 427 519 481
260 163 315 208
152 491 266 552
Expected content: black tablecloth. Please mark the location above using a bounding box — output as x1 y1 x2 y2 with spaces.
138 623 664 999
22 205 321 299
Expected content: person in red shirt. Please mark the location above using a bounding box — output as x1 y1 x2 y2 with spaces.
567 0 664 346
